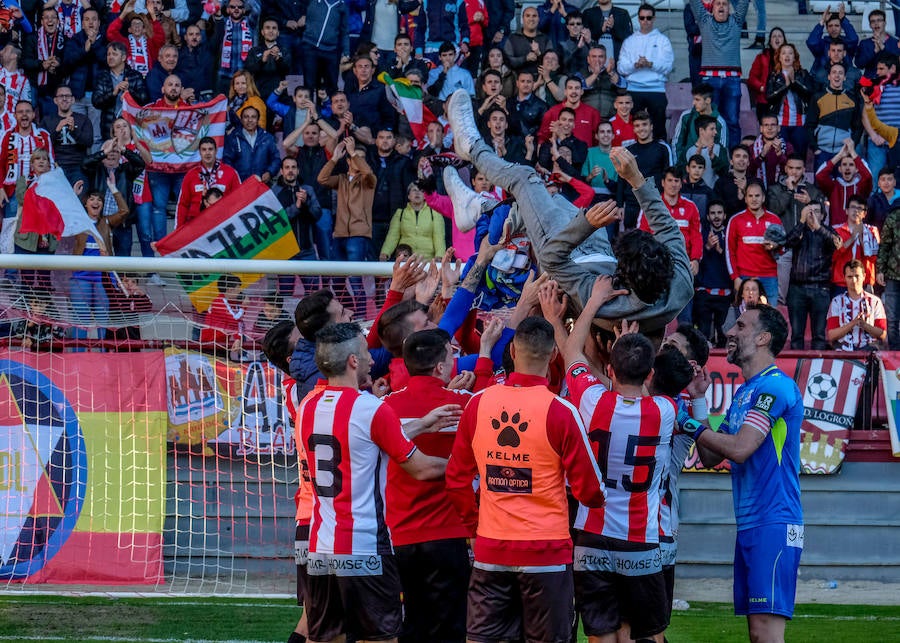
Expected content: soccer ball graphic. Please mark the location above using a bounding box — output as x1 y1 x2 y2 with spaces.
807 373 837 401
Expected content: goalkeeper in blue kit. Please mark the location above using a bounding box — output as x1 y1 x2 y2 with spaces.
682 304 804 643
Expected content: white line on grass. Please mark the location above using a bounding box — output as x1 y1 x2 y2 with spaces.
0 598 293 609
0 638 281 643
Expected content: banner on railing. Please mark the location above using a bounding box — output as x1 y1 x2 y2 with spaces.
0 351 167 584
684 355 866 475
878 353 900 458
121 92 227 173
165 349 295 460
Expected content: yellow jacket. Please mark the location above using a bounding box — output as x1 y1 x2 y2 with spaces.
380 204 446 260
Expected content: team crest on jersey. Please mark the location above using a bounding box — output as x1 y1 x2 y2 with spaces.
491 409 528 447
754 393 776 413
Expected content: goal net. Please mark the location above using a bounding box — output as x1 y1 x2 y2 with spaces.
0 255 388 595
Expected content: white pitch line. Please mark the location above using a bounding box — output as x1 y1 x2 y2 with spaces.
0 638 281 643
0 598 295 609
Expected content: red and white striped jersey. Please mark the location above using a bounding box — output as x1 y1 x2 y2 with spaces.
566 363 675 544
777 89 804 127
298 386 418 556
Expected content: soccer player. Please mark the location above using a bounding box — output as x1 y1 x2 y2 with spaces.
382 326 499 642
559 276 678 643
297 323 462 643
686 304 804 643
445 316 606 643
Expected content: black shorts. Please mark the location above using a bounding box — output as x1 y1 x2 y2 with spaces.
305 553 403 642
467 564 574 643
574 533 668 640
295 523 310 607
395 538 470 643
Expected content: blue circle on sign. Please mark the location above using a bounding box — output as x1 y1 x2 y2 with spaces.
0 359 86 580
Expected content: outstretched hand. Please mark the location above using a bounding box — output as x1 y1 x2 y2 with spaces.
589 275 630 307
609 147 645 189
421 404 464 432
539 280 568 323
390 253 427 292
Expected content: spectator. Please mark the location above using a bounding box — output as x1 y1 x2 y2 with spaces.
485 106 532 164
272 156 323 295
12 286 64 352
424 0 469 60
806 61 861 169
60 9 104 147
40 84 93 186
223 104 280 181
200 274 247 358
828 259 888 350
211 0 256 95
608 91 634 146
176 136 241 228
475 69 508 130
582 120 617 198
534 49 564 105
807 3 858 78
368 128 417 254
878 203 900 349
784 200 841 350
694 199 731 346
110 117 155 260
582 0 631 60
105 271 153 347
70 183 126 349
0 100 53 228
868 167 898 231
854 9 899 78
683 0 709 86
227 69 267 131
317 136 376 313
461 0 488 74
92 41 149 139
748 28 785 120
767 153 826 303
502 6 549 72
346 55 395 136
284 119 334 264
617 4 673 141
245 18 291 101
105 8 166 79
178 23 215 100
726 180 781 301
23 8 66 117
0 45 31 117
862 54 899 177
537 0 576 50
538 107 586 170
672 83 729 168
146 44 183 102
558 10 590 73
11 149 57 271
538 77 601 147
618 109 673 229
687 0 749 149
427 41 476 101
268 83 314 140
715 143 752 215
82 137 147 256
379 181 445 260
812 39 860 92
814 138 873 226
723 275 767 332
832 196 880 291
677 115 728 182
480 47 516 98
749 113 792 190
681 154 715 213
508 69 547 137
384 33 430 79
765 43 814 159
581 44 625 119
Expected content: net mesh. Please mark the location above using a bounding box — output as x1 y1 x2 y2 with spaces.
0 261 381 595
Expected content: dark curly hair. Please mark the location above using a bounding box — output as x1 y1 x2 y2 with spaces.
613 230 674 304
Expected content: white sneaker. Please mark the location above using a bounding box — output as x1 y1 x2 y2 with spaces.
444 166 493 232
446 89 481 162
146 273 166 286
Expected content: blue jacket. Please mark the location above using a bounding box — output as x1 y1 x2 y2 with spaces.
424 0 470 47
360 0 423 49
61 31 107 100
807 19 859 76
301 0 350 56
289 338 323 400
222 128 281 180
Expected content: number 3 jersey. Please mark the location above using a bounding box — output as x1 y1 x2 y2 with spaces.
297 386 418 556
719 364 803 531
566 363 675 544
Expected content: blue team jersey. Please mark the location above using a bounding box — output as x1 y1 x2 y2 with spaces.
720 364 804 530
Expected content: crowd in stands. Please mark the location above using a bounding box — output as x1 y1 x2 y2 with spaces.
0 0 895 355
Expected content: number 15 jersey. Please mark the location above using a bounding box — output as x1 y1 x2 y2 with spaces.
566 363 675 544
298 386 418 557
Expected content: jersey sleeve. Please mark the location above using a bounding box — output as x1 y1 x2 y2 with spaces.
565 361 607 409
547 397 606 508
445 395 482 534
370 402 418 463
742 376 794 437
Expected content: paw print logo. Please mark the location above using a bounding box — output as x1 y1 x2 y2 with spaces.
491 410 528 447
